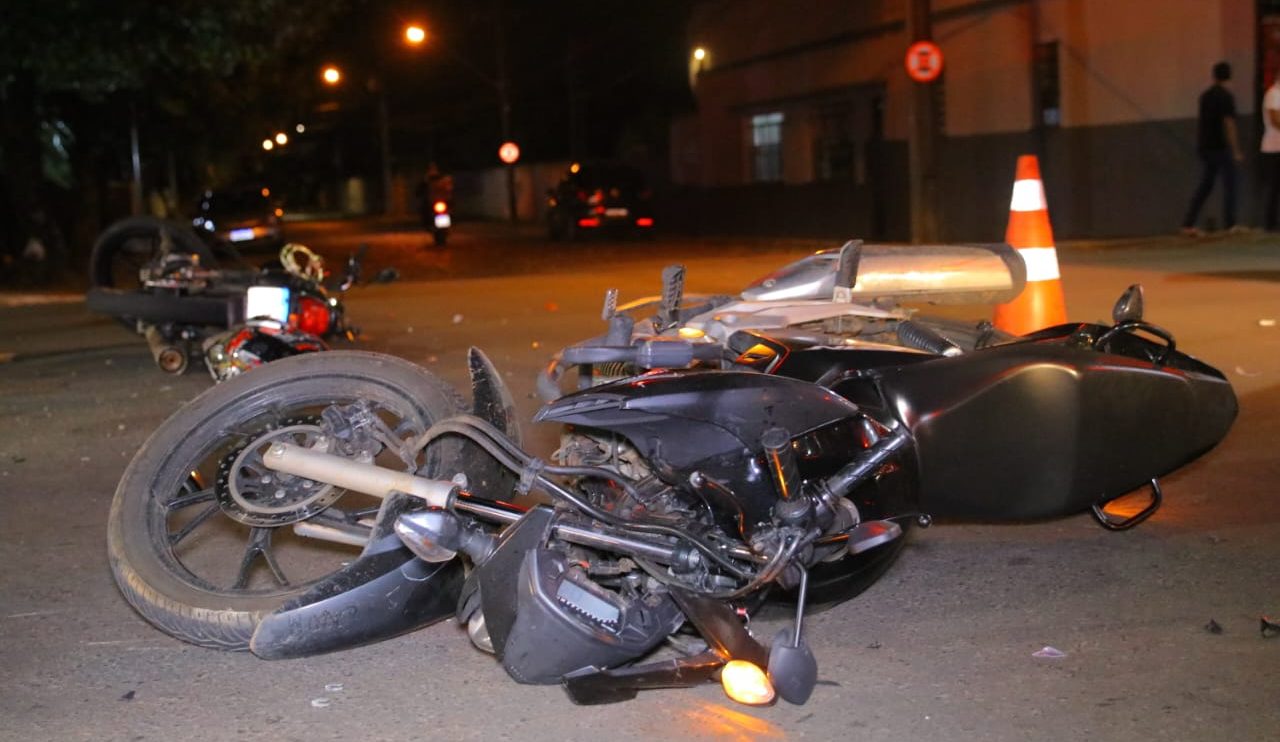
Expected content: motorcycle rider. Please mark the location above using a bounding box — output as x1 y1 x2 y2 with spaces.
415 163 454 229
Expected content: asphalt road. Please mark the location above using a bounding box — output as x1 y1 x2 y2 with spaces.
1 223 1278 741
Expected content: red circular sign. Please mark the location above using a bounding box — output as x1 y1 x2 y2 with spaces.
905 41 944 83
498 141 520 164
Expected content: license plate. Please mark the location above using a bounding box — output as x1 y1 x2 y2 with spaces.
434 213 452 229
605 207 629 218
229 227 256 242
245 285 291 324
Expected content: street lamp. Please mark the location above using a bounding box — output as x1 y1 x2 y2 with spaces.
274 132 289 146
404 24 426 45
262 139 274 151
322 66 342 85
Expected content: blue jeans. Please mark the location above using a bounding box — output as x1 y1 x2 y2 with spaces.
1182 150 1237 229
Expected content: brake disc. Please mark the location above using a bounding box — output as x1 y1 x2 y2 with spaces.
214 417 347 527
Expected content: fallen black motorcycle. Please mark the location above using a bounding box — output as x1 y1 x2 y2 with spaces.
86 216 382 380
106 242 1236 706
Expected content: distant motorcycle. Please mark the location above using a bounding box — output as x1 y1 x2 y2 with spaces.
427 198 451 246
106 240 1236 707
86 216 384 380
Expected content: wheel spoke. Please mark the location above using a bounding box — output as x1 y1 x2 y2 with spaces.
166 487 215 512
230 527 289 589
259 538 290 587
168 502 220 546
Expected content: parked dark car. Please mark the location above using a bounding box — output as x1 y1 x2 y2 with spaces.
545 162 655 240
192 185 284 251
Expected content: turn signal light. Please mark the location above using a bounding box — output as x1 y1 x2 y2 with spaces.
720 660 775 706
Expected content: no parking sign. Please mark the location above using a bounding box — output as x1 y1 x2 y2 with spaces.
905 41 944 83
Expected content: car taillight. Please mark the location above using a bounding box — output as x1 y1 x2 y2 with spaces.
577 217 601 228
587 189 604 205
635 217 654 227
295 295 332 336
433 201 448 214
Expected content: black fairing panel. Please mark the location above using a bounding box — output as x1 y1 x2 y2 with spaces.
867 337 1237 520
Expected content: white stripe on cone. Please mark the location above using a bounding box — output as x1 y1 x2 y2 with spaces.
1017 247 1061 282
1010 179 1046 212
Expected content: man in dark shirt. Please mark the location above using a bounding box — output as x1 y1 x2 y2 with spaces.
1181 62 1244 235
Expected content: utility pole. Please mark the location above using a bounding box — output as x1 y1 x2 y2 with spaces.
495 0 517 222
376 81 394 216
906 0 940 243
129 103 144 216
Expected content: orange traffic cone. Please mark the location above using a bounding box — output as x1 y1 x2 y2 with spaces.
992 155 1067 336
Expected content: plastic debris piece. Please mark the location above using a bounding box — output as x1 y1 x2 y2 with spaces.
1234 366 1263 377
120 690 136 701
1262 616 1280 638
324 683 344 693
1204 619 1223 635
310 698 331 708
1259 318 1277 327
452 314 464 324
866 641 882 650
1032 646 1066 659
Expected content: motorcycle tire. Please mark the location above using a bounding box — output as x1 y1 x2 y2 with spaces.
90 216 216 290
108 351 466 651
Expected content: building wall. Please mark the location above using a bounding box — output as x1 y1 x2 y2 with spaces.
675 0 1260 239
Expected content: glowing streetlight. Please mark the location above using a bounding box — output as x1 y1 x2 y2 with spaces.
261 139 274 151
321 65 342 85
693 47 707 61
404 24 427 45
274 132 288 146
295 123 306 134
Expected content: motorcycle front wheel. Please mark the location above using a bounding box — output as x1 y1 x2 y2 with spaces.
108 351 466 650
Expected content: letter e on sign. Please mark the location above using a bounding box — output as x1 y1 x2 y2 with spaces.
905 41 944 83
498 141 521 165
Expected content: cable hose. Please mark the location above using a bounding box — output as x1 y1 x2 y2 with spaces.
896 320 961 356
414 415 752 579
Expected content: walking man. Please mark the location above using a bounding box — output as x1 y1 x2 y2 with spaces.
1262 74 1280 230
1181 61 1244 236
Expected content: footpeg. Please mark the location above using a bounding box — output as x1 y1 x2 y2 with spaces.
845 519 902 555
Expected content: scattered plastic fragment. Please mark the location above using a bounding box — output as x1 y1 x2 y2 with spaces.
452 314 464 324
1032 646 1066 659
1204 619 1223 635
1262 616 1280 638
1259 318 1276 327
865 641 882 650
80 457 91 463
120 690 136 701
1234 366 1263 377
324 683 344 693
310 698 331 708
